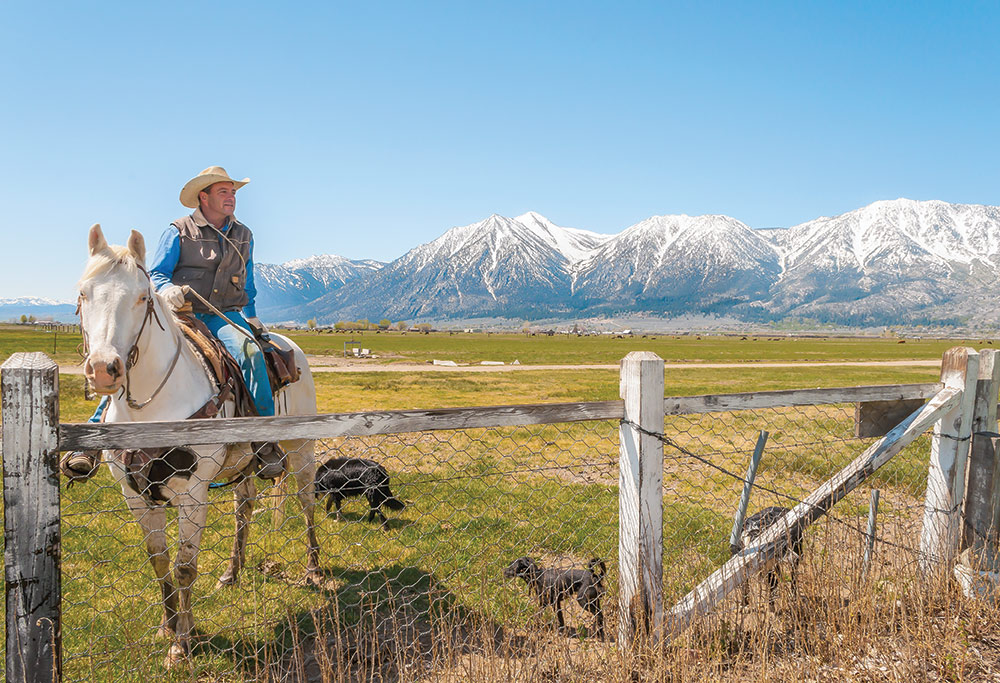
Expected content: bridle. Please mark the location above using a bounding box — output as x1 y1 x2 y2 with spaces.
78 264 182 410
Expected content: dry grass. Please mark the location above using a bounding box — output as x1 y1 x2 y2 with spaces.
55 401 1000 682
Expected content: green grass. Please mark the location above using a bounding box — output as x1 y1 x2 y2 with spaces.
0 327 976 680
0 323 83 366
284 328 995 365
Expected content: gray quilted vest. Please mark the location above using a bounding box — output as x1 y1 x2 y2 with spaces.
171 213 252 314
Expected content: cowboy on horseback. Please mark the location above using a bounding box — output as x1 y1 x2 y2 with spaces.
63 166 286 481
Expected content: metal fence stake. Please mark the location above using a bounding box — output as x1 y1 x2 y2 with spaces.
863 489 880 577
729 430 768 555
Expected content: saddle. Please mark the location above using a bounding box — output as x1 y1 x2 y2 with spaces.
174 314 301 414
175 315 256 417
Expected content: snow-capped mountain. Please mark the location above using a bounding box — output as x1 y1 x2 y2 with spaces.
306 212 609 319
0 297 75 306
0 297 77 322
280 254 384 287
13 200 1000 327
570 214 782 314
254 255 384 320
765 199 1000 324
513 211 611 263
285 200 1000 326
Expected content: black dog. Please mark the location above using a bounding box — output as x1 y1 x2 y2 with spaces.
504 556 606 638
738 506 803 605
315 457 405 527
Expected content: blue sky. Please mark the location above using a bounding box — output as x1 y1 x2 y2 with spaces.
2 1 998 298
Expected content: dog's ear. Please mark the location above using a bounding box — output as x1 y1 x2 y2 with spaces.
516 556 536 577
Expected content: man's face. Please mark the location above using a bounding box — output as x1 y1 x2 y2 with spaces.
199 182 236 218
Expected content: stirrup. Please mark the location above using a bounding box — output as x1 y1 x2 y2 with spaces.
60 450 101 485
251 442 286 481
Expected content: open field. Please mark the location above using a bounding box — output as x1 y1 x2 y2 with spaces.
0 323 952 420
6 325 1000 680
52 394 997 681
3 322 997 370
54 363 942 423
282 328 997 366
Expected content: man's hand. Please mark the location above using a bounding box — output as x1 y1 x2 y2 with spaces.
159 285 186 310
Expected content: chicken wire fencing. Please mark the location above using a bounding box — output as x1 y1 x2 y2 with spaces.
653 403 936 621
47 400 942 681
57 421 622 681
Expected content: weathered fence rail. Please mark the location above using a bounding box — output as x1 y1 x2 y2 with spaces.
3 348 999 682
58 382 943 451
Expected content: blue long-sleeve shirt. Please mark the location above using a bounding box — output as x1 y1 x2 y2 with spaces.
149 221 258 318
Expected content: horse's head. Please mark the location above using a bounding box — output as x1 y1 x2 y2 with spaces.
78 224 154 395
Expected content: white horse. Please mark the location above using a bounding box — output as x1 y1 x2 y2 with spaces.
77 224 321 667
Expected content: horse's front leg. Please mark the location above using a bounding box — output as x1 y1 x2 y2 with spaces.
165 485 210 668
218 476 255 586
124 497 177 640
285 439 321 584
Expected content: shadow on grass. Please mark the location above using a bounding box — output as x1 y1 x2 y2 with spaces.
195 562 535 682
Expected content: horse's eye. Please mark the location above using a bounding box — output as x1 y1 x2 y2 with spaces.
79 292 87 301
138 294 148 304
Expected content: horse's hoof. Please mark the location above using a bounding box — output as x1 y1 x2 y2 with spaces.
217 571 238 587
154 625 176 641
163 643 189 669
304 570 322 586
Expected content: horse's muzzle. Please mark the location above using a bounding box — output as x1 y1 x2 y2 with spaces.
84 354 125 394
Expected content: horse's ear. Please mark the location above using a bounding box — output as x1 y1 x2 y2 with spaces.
88 224 108 256
127 230 146 266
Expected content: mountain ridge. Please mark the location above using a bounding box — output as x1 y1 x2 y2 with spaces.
10 199 1000 328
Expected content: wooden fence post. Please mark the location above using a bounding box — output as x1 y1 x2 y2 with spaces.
920 347 979 574
962 349 1000 553
1 352 62 683
618 351 664 644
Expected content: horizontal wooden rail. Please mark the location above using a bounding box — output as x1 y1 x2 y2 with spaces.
59 400 626 450
664 382 940 415
58 383 943 451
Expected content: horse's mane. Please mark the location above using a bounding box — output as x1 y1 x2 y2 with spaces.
78 245 141 286
77 245 181 334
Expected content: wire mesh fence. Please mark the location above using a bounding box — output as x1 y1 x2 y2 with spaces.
58 420 621 681
653 403 932 616
1 380 968 682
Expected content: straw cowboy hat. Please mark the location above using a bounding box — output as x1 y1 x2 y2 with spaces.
179 166 250 208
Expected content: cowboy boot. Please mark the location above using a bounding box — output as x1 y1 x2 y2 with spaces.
60 450 102 484
251 442 286 480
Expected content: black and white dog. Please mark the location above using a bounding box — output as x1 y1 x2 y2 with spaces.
315 457 405 527
504 556 606 638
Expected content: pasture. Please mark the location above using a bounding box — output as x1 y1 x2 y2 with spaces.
3 325 998 681
282 327 992 366
3 321 994 370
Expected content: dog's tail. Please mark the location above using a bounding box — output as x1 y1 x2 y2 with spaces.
588 558 606 581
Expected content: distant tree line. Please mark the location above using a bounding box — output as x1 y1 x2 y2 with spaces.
306 318 431 332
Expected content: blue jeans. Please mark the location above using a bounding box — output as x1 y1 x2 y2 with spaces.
197 311 275 417
87 310 274 420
